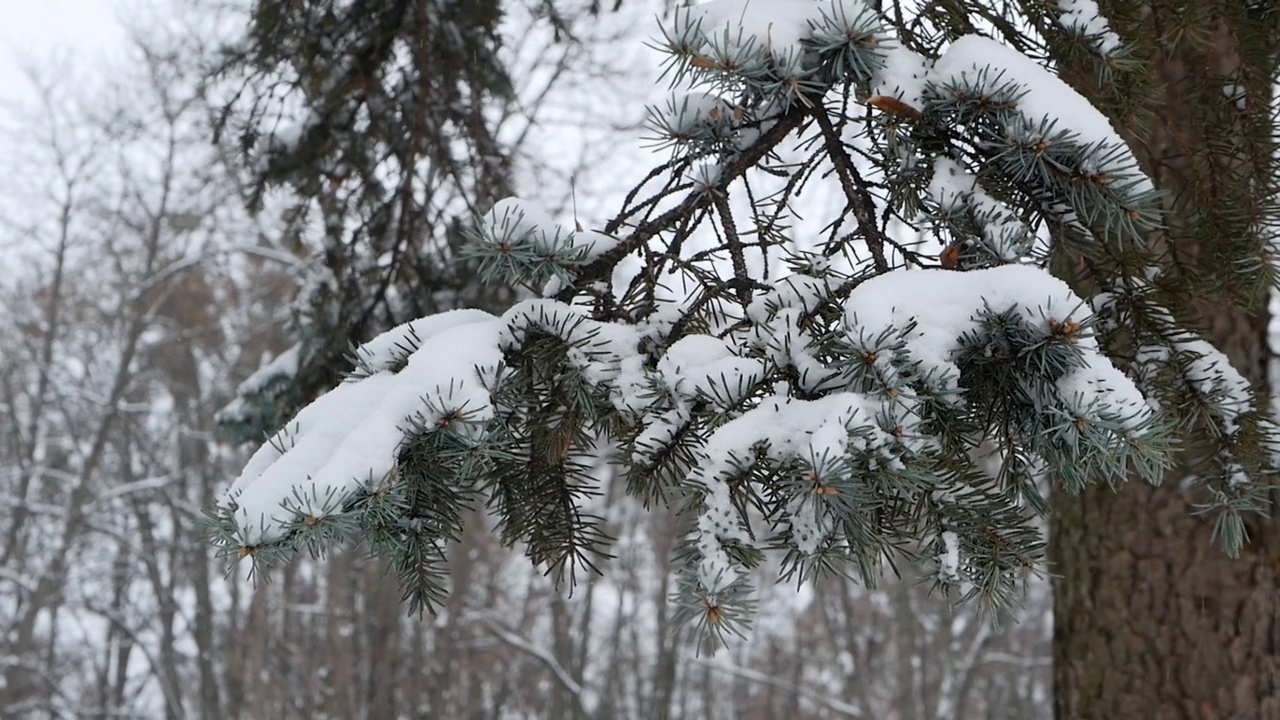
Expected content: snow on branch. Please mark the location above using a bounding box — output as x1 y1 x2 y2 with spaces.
929 36 1144 182
659 264 1171 638
659 0 888 105
925 37 1159 242
844 265 1142 415
1056 0 1123 57
209 0 1275 651
925 157 1035 265
472 198 617 293
223 309 504 545
217 297 651 547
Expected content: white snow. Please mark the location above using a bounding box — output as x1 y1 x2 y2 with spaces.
930 35 1152 195
927 157 1033 262
926 157 976 211
502 299 643 383
575 229 620 262
659 92 735 138
673 0 879 72
688 161 724 191
741 274 838 393
236 343 301 395
691 392 892 588
633 406 692 464
761 307 838 393
1056 0 1122 56
1056 351 1152 423
745 273 829 323
844 264 1150 425
1136 335 1253 434
226 317 506 544
658 334 767 404
677 0 822 62
846 265 1080 387
609 250 645 305
224 296 653 544
351 309 496 376
870 45 932 114
1177 338 1253 433
216 343 303 426
481 197 571 253
481 198 620 292
939 530 960 582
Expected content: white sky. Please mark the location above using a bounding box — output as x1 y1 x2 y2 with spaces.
0 0 126 102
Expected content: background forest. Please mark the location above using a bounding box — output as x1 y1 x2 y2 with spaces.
12 0 1265 717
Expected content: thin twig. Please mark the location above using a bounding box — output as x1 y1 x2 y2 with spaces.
808 101 892 273
558 102 811 302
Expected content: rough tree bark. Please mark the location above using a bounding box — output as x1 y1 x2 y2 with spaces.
1052 4 1280 717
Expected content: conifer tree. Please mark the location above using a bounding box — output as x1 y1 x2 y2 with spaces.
210 0 523 442
210 0 1280 714
1039 1 1280 715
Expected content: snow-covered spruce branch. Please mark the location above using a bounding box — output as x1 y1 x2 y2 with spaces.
210 262 1174 644
211 0 1276 649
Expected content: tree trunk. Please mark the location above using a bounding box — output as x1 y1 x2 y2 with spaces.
1052 447 1280 717
1053 5 1280 717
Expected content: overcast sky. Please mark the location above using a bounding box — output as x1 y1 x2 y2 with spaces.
1 0 126 102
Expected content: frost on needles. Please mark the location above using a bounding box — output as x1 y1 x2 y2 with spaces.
210 0 1278 650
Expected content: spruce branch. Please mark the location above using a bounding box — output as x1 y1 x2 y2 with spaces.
556 102 812 304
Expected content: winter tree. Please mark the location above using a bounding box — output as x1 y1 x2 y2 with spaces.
0 31 297 715
209 0 1279 716
210 0 570 442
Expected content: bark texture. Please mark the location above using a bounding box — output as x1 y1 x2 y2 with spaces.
1053 402 1280 719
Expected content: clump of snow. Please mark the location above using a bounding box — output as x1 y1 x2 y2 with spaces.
351 309 496 377
869 45 932 115
746 273 829 323
503 300 640 375
692 393 889 589
845 265 1082 386
237 343 301 396
927 158 1033 262
481 198 570 253
575 230 620 262
1056 352 1152 423
481 196 619 283
676 0 822 62
609 251 645 305
226 316 506 544
216 343 304 427
742 274 837 392
633 406 692 465
763 307 838 393
926 157 976 210
929 35 1152 195
658 334 767 404
223 296 655 545
1136 336 1253 434
939 530 961 582
657 92 736 139
688 162 723 192
671 0 881 74
1178 339 1252 433
844 265 1150 424
786 490 831 555
1056 0 1122 56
